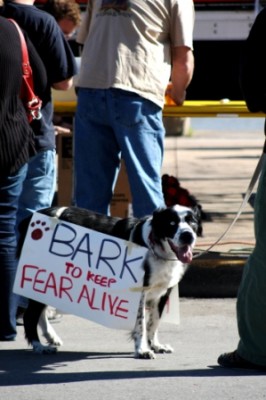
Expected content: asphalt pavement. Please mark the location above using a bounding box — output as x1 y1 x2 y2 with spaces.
1 298 266 400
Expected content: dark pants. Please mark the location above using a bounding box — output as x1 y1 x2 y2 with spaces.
0 164 27 340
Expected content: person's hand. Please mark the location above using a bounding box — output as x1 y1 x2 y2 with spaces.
165 82 186 106
54 125 71 135
165 83 176 105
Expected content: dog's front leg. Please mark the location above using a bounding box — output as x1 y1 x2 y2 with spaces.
24 301 59 354
147 302 174 354
39 308 63 348
132 292 155 359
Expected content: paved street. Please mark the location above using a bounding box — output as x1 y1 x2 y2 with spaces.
1 298 266 400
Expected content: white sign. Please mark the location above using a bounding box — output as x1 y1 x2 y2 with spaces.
14 213 148 330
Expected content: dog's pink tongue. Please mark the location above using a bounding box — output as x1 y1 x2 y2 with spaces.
177 245 193 264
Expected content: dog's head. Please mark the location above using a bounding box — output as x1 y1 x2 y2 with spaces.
149 205 199 263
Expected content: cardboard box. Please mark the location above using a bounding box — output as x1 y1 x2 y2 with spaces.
110 160 132 218
57 132 73 206
57 132 132 217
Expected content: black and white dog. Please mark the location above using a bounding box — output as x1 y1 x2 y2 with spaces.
18 205 199 359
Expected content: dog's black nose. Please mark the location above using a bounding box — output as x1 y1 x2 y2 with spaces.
179 231 194 244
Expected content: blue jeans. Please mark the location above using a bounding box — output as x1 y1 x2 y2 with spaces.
16 149 56 309
17 149 56 226
74 88 166 217
0 164 27 340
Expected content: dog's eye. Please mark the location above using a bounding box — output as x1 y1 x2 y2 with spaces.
170 221 176 226
185 214 194 224
185 213 199 232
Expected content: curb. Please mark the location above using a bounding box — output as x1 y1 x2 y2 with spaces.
179 252 247 298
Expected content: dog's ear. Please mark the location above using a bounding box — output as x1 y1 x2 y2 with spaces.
151 207 168 240
191 206 203 237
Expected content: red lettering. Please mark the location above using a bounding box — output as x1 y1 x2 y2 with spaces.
44 273 57 296
107 294 129 319
20 264 39 288
86 270 95 282
65 262 74 274
108 278 116 287
101 276 108 287
101 291 107 310
114 299 129 319
72 266 82 278
102 292 128 319
94 274 102 285
108 295 119 315
86 271 116 287
77 285 100 310
59 276 73 301
33 269 47 293
77 286 128 319
21 264 74 302
65 262 82 278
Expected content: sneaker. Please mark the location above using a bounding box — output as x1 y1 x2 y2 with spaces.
218 350 266 371
46 307 62 323
16 306 26 326
16 306 62 326
0 335 16 341
16 316 24 326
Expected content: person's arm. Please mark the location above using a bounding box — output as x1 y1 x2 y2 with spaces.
169 46 194 106
52 77 73 91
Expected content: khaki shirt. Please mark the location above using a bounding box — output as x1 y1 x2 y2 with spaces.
77 0 194 108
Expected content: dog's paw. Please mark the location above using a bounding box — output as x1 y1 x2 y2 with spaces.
135 349 156 360
32 341 58 354
151 343 174 354
44 333 63 347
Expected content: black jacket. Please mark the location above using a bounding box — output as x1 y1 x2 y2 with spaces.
0 16 37 174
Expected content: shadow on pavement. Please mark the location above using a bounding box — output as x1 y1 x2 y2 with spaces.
0 350 264 387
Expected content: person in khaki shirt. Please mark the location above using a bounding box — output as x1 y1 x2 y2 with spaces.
74 0 194 218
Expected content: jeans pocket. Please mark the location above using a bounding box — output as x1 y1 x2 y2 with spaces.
113 90 160 129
